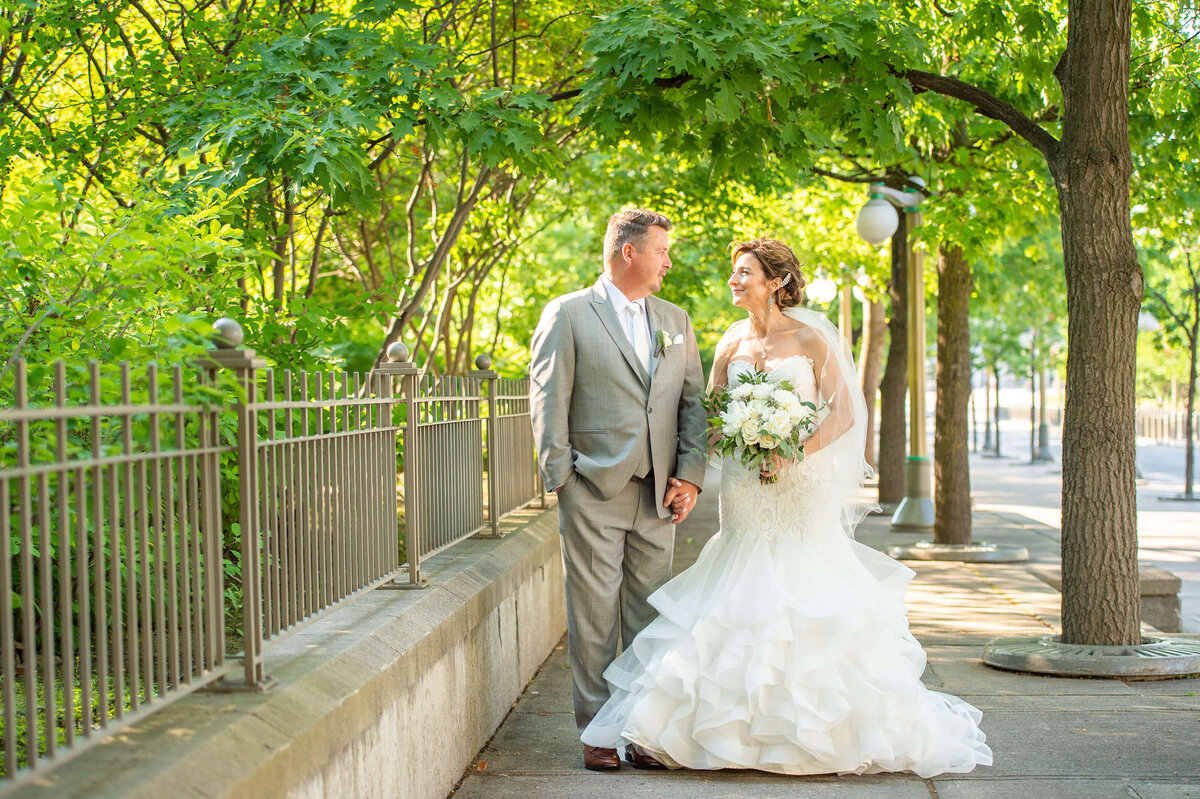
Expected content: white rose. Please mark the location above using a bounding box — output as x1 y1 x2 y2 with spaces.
772 388 794 406
752 383 774 400
766 410 793 439
730 384 754 400
721 404 749 436
721 402 748 426
759 435 779 449
740 419 761 445
789 406 810 427
747 399 771 420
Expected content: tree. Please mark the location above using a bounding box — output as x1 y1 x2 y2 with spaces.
0 0 602 374
1143 244 1200 498
575 0 1200 645
878 213 909 504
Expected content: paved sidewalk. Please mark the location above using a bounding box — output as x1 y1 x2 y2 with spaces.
971 422 1200 632
451 452 1200 799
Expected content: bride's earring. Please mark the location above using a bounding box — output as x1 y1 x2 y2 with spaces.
768 293 775 308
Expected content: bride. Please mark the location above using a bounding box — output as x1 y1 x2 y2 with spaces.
579 238 992 777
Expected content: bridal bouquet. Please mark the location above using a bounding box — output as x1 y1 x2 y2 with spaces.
702 370 827 484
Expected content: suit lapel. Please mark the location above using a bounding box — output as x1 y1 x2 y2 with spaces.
591 279 650 388
645 298 663 380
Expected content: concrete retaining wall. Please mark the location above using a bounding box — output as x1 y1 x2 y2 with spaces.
12 505 565 799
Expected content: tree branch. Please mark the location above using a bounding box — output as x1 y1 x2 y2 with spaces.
456 11 585 65
810 167 887 184
1146 284 1190 332
901 69 1060 161
303 206 332 301
129 0 184 63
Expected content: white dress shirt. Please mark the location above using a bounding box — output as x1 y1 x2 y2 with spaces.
601 274 652 372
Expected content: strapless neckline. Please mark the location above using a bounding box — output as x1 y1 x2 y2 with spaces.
727 354 813 380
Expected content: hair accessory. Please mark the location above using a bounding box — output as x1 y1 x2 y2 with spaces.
781 273 793 286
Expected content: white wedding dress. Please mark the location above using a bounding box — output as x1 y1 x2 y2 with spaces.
580 355 992 777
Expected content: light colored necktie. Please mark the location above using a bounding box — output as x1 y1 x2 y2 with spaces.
627 303 651 373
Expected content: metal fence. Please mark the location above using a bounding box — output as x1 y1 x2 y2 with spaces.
404 373 487 567
1136 407 1199 443
487 377 541 526
994 406 1065 425
0 323 541 786
0 361 230 784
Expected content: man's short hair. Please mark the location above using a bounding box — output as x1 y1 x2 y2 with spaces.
604 209 672 265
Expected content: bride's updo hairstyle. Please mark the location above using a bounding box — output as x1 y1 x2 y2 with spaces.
731 238 807 308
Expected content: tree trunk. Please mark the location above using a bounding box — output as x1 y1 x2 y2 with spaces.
878 213 909 504
983 369 993 451
1185 323 1196 498
859 298 886 468
1185 260 1198 499
1053 0 1142 646
971 374 977 452
1029 337 1037 462
934 243 972 545
373 167 492 370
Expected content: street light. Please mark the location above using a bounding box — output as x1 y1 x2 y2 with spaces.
805 277 838 305
854 179 934 533
855 180 1028 563
855 195 900 246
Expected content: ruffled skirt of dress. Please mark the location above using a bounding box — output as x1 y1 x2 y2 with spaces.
579 506 993 778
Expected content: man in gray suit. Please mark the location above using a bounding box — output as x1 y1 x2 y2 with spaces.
529 209 708 771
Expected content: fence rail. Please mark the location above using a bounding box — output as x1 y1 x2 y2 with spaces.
1136 408 1199 443
0 323 541 787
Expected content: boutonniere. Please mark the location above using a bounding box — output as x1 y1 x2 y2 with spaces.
655 329 685 357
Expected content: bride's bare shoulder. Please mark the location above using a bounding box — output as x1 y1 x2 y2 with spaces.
775 318 829 357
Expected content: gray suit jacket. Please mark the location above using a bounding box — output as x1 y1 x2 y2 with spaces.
529 278 708 517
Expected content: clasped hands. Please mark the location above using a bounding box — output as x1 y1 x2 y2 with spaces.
664 477 700 523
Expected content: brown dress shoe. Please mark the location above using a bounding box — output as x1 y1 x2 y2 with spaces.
625 742 667 770
583 745 620 771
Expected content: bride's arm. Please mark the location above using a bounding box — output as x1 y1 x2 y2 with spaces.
706 335 735 392
705 332 740 454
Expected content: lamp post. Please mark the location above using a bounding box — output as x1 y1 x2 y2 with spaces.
855 180 934 532
856 182 1027 563
839 284 855 340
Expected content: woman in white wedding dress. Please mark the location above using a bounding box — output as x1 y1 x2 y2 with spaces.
580 238 992 777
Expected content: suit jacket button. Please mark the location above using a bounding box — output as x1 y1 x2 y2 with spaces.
647 407 653 414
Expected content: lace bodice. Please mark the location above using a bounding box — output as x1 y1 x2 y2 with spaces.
719 355 841 542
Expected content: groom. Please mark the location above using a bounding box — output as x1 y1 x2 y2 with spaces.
529 209 708 771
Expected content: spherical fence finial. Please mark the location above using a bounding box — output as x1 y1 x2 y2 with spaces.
212 317 244 349
474 353 493 371
387 342 410 362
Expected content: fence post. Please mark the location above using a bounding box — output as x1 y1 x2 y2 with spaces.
471 354 501 538
377 343 427 589
202 319 272 689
